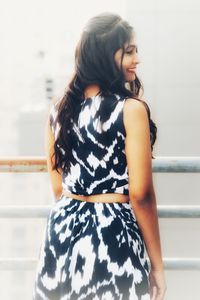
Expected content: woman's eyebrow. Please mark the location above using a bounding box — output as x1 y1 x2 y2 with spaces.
125 44 137 50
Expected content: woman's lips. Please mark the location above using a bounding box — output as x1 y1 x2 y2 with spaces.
127 68 136 73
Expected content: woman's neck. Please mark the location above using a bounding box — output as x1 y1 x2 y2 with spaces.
84 84 101 98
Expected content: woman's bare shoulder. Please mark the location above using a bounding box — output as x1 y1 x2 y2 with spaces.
123 97 146 107
123 97 152 199
123 98 148 129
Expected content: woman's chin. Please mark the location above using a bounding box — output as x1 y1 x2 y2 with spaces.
125 77 136 83
125 72 136 82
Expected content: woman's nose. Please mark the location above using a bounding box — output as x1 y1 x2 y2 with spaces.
134 53 141 65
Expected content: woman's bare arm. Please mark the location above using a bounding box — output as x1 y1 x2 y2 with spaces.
44 115 63 201
123 98 164 271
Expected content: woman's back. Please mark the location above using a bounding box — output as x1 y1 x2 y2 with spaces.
50 93 129 196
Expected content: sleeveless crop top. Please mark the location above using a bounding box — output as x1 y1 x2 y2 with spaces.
49 93 129 196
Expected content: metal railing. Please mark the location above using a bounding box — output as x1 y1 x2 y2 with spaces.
1 156 200 173
0 156 200 271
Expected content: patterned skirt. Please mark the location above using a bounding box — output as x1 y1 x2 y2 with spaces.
32 195 150 300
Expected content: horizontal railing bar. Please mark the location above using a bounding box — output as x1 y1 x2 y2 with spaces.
0 205 200 218
162 258 200 270
158 205 200 218
0 206 51 218
0 257 199 271
1 156 200 172
153 156 200 173
0 258 36 271
0 157 47 173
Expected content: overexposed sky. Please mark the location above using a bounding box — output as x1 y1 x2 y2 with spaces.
0 0 127 108
0 0 127 70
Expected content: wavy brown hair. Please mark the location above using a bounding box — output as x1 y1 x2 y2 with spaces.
50 12 157 174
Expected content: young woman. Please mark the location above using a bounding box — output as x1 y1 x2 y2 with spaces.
33 12 166 300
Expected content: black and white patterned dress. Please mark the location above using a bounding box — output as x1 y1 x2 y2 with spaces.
32 93 151 300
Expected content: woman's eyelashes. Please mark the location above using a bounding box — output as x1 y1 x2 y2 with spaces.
126 50 134 55
126 46 138 55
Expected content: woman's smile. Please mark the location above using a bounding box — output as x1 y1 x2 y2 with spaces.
127 67 137 73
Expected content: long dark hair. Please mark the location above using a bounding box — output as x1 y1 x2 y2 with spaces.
50 12 157 174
